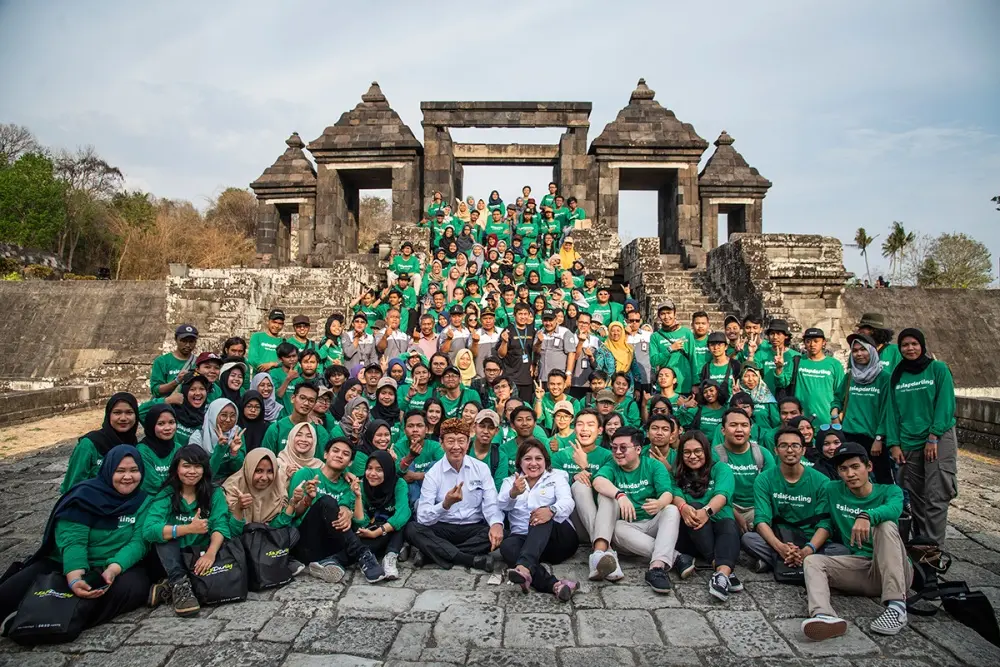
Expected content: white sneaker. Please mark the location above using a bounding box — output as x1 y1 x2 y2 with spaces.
588 550 615 581
604 549 625 582
308 559 345 583
382 553 400 581
802 614 848 641
870 605 907 636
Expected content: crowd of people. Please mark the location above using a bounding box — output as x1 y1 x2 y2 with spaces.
0 184 959 647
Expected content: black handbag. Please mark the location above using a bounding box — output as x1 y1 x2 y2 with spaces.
772 525 808 585
182 539 248 605
6 571 92 645
908 579 1000 647
240 523 300 591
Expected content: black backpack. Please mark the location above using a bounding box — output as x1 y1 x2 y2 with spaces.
774 355 802 401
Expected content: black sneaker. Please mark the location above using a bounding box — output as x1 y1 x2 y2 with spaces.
411 549 425 568
171 578 200 617
644 567 672 594
398 543 411 562
751 557 769 574
148 578 171 608
728 572 744 592
472 553 495 573
674 553 696 579
358 550 386 583
709 571 730 602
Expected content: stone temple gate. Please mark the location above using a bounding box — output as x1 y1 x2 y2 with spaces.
250 79 771 266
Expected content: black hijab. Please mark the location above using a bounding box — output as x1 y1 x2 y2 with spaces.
140 404 177 459
363 449 399 516
331 378 362 421
83 392 140 456
239 390 268 453
358 419 392 457
323 314 344 347
32 445 146 565
219 362 245 405
892 328 934 385
372 385 401 425
174 375 211 429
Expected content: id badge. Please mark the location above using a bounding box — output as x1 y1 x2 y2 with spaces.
581 359 589 369
554 338 562 349
522 354 530 363
641 342 648 352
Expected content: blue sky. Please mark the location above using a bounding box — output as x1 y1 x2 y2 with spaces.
1 0 997 281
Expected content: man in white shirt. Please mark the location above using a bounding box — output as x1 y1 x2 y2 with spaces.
406 418 505 571
439 305 471 363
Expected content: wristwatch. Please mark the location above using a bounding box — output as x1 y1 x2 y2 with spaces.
705 507 715 517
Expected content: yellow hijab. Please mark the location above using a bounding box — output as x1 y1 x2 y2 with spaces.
559 240 581 272
604 322 634 373
222 449 287 524
456 201 471 222
455 348 477 386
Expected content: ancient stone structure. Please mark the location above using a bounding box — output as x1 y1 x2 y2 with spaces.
250 79 771 265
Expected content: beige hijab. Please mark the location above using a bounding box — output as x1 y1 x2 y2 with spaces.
276 421 322 482
222 449 287 523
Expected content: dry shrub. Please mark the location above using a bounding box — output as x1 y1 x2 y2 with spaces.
115 200 254 279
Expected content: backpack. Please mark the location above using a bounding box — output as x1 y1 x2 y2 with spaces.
713 442 765 472
774 355 802 401
699 358 741 394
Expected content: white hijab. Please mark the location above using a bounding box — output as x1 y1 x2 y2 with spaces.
191 397 238 455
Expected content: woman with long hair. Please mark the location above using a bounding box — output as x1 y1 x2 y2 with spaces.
670 431 741 602
143 446 233 617
600 412 624 449
423 398 445 441
62 392 140 493
497 439 579 600
0 445 153 644
136 404 179 493
677 379 726 444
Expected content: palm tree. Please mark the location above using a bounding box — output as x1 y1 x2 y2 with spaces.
881 221 915 282
853 228 877 283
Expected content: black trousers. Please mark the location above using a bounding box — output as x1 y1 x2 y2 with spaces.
360 528 406 559
515 383 535 403
292 496 367 565
676 514 740 570
0 559 150 642
405 521 491 568
567 386 589 401
845 432 894 485
499 519 579 593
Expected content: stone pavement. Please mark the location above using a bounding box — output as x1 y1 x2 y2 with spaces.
3 443 1000 667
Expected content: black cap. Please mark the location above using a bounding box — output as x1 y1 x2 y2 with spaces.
292 315 310 326
352 312 368 322
846 332 876 349
435 210 445 216
365 362 383 373
442 365 461 377
830 442 869 466
724 315 740 327
766 319 790 335
449 305 464 315
401 241 413 249
542 308 556 320
175 324 198 339
481 308 496 317
803 327 826 340
268 309 285 321
707 331 727 345
398 272 410 281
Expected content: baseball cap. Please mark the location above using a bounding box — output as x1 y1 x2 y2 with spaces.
595 388 616 403
449 305 464 315
724 315 740 327
195 351 222 366
658 300 676 314
316 385 333 400
542 308 557 320
481 308 496 317
401 241 413 250
846 332 876 349
442 365 461 377
435 210 445 217
803 327 826 340
707 332 727 345
376 377 398 391
292 315 310 326
175 324 198 339
398 272 410 281
268 309 286 321
553 400 576 416
830 441 869 467
766 319 790 335
365 362 383 373
475 408 500 426
352 312 368 322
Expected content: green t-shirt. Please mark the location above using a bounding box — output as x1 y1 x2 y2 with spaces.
752 464 831 531
288 466 356 525
595 457 673 522
55 496 152 574
262 417 332 456
390 254 421 276
671 462 736 521
143 487 232 549
248 332 284 371
149 353 191 396
393 436 444 474
436 387 482 419
650 327 696 394
360 478 412 531
886 360 956 451
840 369 890 438
825 480 903 557
588 301 623 326
551 444 612 476
716 445 776 508
776 355 845 422
61 437 104 494
537 393 579 432
677 404 726 444
137 441 181 494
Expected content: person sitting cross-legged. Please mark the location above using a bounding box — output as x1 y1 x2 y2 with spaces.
801 442 912 641
741 427 850 573
405 418 504 571
497 439 580 601
590 427 679 593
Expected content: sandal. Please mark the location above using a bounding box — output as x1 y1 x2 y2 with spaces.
553 579 578 602
507 567 532 593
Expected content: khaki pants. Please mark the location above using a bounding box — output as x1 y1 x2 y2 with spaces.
613 505 680 566
803 522 912 618
734 505 755 532
900 427 959 546
570 481 598 543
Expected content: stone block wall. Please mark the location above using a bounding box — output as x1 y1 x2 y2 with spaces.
0 384 107 427
704 234 850 347
956 397 1000 451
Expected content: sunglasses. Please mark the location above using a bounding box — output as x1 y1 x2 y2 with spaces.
818 424 843 431
610 444 637 453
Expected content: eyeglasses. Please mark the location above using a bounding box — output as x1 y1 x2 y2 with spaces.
776 442 804 451
628 319 642 323
682 450 705 458
818 424 843 431
610 444 636 453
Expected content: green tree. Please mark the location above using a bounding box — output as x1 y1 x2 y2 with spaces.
54 146 123 271
924 233 993 288
881 221 915 283
109 191 156 278
853 227 878 283
205 187 257 238
0 153 66 249
917 257 940 286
